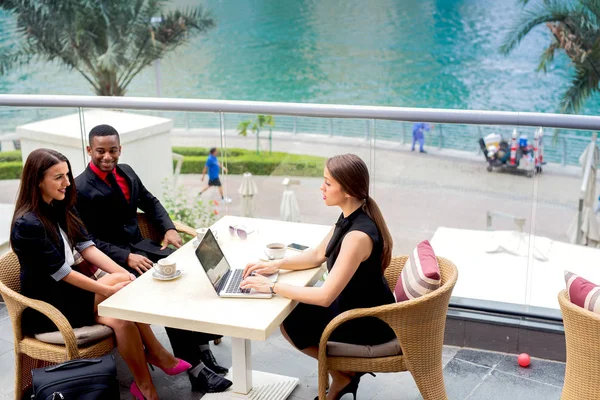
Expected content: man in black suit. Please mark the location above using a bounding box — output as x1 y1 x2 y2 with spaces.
75 124 231 393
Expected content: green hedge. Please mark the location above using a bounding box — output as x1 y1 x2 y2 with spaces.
0 161 22 180
0 148 325 180
0 150 22 163
172 147 246 158
176 149 325 177
178 155 324 177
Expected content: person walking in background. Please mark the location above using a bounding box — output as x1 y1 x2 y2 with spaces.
411 122 433 153
200 147 231 203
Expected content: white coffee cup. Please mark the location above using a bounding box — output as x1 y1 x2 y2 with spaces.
196 228 208 242
156 258 177 276
265 243 286 260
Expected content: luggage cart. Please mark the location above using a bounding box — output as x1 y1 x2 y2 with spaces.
478 129 543 178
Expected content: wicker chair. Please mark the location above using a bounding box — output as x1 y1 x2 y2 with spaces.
317 255 458 400
0 251 116 400
0 213 203 399
137 212 197 243
558 289 600 400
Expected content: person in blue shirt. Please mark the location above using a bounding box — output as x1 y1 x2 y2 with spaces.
200 147 230 202
411 122 434 153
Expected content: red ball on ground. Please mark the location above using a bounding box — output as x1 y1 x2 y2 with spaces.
517 353 531 367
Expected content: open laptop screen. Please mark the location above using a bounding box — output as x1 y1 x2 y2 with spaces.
195 229 231 292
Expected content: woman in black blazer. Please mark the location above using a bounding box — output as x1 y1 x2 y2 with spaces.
11 149 190 400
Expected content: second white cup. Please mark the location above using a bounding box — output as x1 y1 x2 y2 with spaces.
156 258 177 276
265 243 286 260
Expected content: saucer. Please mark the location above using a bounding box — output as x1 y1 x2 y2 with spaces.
152 270 182 281
259 252 283 262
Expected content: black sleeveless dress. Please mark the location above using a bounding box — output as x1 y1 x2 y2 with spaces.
282 207 396 350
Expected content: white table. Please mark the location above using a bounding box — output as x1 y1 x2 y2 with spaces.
99 216 331 399
431 226 600 310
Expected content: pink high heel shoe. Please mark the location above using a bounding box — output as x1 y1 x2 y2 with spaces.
149 358 191 376
130 382 145 400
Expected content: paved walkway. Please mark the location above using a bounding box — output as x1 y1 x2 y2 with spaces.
1 129 596 254
171 129 594 253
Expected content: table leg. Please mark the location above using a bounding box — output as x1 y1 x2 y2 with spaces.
231 338 252 394
203 338 299 400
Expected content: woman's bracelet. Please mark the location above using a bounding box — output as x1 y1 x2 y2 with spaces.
270 282 277 295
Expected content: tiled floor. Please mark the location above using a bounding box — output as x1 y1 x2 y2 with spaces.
0 302 564 399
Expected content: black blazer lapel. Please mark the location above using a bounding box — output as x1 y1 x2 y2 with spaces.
85 167 114 198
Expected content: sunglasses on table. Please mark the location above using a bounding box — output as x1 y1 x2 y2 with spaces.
228 225 256 240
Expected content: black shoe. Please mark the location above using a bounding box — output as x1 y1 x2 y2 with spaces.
189 366 233 393
314 375 360 400
200 349 229 375
420 149 427 153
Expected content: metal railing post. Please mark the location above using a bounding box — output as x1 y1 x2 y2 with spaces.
562 138 567 166
292 117 297 135
576 132 598 244
438 124 443 150
364 120 369 141
329 119 333 137
401 123 406 144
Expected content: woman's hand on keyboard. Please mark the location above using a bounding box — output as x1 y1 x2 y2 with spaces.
243 260 280 278
240 274 273 294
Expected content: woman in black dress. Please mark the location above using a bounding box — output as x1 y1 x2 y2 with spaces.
242 154 395 400
11 149 191 400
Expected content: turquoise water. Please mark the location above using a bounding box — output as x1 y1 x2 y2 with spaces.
0 0 597 162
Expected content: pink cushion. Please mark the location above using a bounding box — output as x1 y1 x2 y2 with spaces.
565 271 600 314
395 240 441 302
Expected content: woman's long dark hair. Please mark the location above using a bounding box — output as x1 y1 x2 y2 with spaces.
11 148 86 247
326 154 393 272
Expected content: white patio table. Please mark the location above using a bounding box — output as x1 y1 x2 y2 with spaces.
99 215 331 399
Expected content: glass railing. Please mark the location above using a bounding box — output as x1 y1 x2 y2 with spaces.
0 106 84 255
1 95 599 319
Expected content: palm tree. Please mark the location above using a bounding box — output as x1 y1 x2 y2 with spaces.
500 0 600 114
238 115 276 155
0 0 215 96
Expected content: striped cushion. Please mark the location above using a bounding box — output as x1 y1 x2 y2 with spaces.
394 240 441 302
565 271 600 314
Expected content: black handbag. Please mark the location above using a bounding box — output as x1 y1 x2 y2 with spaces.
31 355 119 399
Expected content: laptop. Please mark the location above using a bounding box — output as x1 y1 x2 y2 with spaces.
195 229 276 299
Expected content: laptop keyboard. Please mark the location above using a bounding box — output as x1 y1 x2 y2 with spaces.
224 270 250 294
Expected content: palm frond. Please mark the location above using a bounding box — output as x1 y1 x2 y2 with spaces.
0 49 31 75
500 1 571 54
0 0 216 96
537 42 558 72
560 64 599 113
119 4 215 91
580 0 600 27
